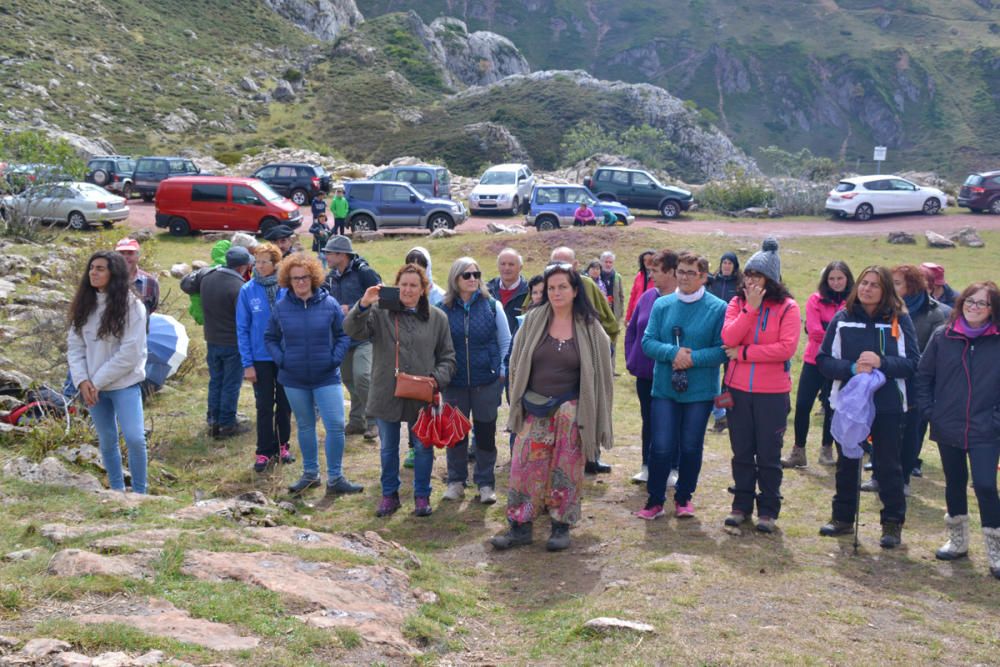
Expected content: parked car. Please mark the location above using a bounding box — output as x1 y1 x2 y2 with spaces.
86 155 136 198
371 164 452 199
132 156 201 202
343 180 467 232
469 163 534 215
250 162 331 206
2 163 73 193
583 166 693 218
526 185 633 231
958 171 1000 214
825 175 947 221
0 182 128 230
154 176 301 236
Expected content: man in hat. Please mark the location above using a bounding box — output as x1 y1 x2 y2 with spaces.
263 225 297 258
201 246 253 439
920 262 957 308
115 237 159 314
324 235 382 440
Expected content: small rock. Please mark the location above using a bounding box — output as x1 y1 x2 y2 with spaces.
183 29 197 39
190 260 208 270
239 77 258 93
48 549 145 578
170 263 192 279
413 588 438 604
949 226 984 248
0 369 32 392
925 231 956 248
887 231 916 245
583 617 655 634
3 457 104 493
54 651 94 666
133 650 166 666
354 231 380 243
91 651 132 667
4 547 43 561
272 80 296 102
0 635 18 648
235 491 270 506
21 638 72 657
277 501 296 514
428 228 456 239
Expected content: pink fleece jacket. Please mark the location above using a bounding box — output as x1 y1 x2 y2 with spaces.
802 292 845 365
721 296 801 394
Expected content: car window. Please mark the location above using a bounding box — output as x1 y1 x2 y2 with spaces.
963 174 983 186
524 167 533 178
77 183 107 195
277 166 297 178
595 170 611 182
255 166 276 180
611 171 630 185
371 170 392 181
435 169 449 184
347 184 375 201
990 176 1000 186
834 182 855 192
383 184 414 202
564 188 594 205
232 185 263 205
631 172 653 186
313 165 328 176
890 179 915 191
863 180 888 191
191 184 228 202
169 160 191 174
137 159 167 175
89 160 109 172
535 188 561 204
252 182 283 202
115 159 135 173
480 171 515 185
51 186 74 198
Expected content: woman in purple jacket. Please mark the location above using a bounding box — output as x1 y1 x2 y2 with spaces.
623 249 678 484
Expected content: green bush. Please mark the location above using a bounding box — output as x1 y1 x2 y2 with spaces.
758 145 840 181
560 122 677 173
283 68 302 83
213 151 244 166
697 167 774 212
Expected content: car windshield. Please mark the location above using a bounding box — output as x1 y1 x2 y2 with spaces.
116 160 136 173
963 174 984 186
253 182 284 202
480 171 515 185
834 182 855 192
76 183 108 195
313 165 327 176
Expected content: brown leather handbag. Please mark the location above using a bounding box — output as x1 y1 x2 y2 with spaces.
393 315 437 403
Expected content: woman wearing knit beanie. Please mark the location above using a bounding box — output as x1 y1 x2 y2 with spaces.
721 238 801 533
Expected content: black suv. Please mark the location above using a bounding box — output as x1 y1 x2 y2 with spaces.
86 155 136 198
958 171 1000 214
132 156 201 202
583 166 693 218
251 163 331 206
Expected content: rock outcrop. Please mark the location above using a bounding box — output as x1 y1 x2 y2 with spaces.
429 17 530 87
263 0 364 42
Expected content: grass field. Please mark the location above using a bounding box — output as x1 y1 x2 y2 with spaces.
1 225 999 665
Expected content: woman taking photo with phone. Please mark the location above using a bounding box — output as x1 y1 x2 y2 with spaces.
345 264 456 519
67 251 148 493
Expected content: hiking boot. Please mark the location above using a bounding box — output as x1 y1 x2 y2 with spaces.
819 519 854 537
781 446 807 469
278 442 295 464
403 448 415 469
633 503 665 521
478 486 497 505
756 516 777 533
880 522 902 549
287 474 320 495
491 521 533 550
631 465 649 484
724 510 749 527
344 424 366 436
215 422 252 439
442 482 465 501
935 514 969 561
253 454 271 473
674 500 695 518
584 460 612 474
818 445 836 466
667 468 679 489
413 496 433 517
546 521 571 551
983 526 1000 579
375 492 401 518
711 416 728 433
363 425 378 441
911 466 923 478
860 478 880 493
326 476 364 495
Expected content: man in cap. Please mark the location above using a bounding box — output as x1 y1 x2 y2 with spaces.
201 246 253 439
115 237 159 314
263 225 297 258
323 235 382 440
920 262 957 308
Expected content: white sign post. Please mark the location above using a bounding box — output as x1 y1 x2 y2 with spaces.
873 146 887 175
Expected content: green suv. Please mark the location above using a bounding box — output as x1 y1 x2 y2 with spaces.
583 167 693 218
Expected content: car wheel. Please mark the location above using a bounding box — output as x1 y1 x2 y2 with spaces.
169 217 190 236
141 194 154 203
122 183 134 199
659 199 681 219
102 221 114 229
990 199 1000 215
91 169 109 186
535 215 558 232
427 213 453 231
509 197 519 216
67 211 87 230
351 214 375 232
258 217 280 236
854 203 874 221
290 189 309 206
922 198 941 216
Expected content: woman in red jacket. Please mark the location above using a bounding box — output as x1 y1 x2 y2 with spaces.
625 250 656 324
721 239 801 533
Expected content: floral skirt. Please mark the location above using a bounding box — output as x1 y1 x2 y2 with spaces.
506 400 584 525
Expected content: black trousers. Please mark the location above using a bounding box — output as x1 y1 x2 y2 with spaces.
636 377 653 467
252 361 291 458
728 389 789 519
832 412 905 525
938 442 1000 528
333 217 347 235
793 361 833 448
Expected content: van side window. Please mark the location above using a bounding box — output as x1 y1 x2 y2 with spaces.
535 188 559 204
372 170 391 181
411 171 432 184
169 160 190 174
631 172 652 186
277 166 296 178
192 184 228 202
232 185 262 206
383 185 412 202
347 184 375 200
611 171 630 185
596 170 611 182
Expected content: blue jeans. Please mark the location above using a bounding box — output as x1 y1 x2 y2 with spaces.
206 344 243 427
285 383 346 481
647 397 713 506
89 384 147 493
378 419 434 498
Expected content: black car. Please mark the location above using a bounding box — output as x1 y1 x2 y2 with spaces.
251 163 331 206
958 171 1000 214
132 156 201 202
86 155 136 198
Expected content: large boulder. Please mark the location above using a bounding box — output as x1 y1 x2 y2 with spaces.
2 457 104 492
428 17 531 87
263 0 363 41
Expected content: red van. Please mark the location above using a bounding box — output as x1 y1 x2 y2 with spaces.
154 176 302 236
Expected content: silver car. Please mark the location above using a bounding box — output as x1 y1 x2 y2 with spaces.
469 163 534 215
1 181 129 230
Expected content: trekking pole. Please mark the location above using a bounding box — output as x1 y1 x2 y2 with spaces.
853 455 863 555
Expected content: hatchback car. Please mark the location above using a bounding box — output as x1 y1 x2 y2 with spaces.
343 181 467 231
1 182 128 230
526 185 633 231
250 162 331 206
86 155 136 198
133 156 202 201
154 176 301 236
825 175 947 221
469 163 534 215
957 171 1000 214
371 164 452 199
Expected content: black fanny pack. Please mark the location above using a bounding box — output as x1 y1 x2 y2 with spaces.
521 389 578 417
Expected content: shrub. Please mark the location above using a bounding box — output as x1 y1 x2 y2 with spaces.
697 167 774 212
213 151 244 166
769 179 830 216
757 145 840 181
283 68 302 83
560 122 677 172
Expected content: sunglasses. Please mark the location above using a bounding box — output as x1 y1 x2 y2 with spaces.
460 271 482 280
544 262 574 276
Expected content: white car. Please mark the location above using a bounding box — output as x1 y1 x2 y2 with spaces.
0 182 129 230
825 175 946 221
468 163 534 215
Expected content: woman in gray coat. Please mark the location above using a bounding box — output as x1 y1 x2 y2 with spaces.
344 263 456 519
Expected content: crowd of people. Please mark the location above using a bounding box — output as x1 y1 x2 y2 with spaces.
64 229 1000 578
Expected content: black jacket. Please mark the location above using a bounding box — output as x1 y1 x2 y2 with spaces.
200 267 246 346
916 324 1000 449
816 304 920 415
487 275 530 336
708 273 740 305
911 297 949 351
324 256 381 346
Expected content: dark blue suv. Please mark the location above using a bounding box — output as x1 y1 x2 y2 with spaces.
343 181 468 232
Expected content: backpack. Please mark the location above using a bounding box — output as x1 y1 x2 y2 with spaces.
179 266 219 296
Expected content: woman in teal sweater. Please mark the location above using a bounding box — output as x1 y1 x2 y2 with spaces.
636 251 728 520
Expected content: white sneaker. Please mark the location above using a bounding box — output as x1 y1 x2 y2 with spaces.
631 466 649 484
667 468 679 488
479 486 497 504
442 482 465 501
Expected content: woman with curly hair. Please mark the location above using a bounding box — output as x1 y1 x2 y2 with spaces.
67 251 148 493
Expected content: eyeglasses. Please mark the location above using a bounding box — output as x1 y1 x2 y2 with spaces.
676 269 701 279
964 299 991 310
460 271 481 280
290 275 311 283
544 262 574 276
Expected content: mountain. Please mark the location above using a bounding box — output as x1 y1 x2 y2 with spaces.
355 0 1000 178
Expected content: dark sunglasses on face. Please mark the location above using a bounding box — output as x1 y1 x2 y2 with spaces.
461 271 482 280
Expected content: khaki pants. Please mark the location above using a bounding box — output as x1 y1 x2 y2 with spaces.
342 341 373 430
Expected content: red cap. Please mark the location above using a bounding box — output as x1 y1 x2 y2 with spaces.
920 262 945 286
114 238 140 252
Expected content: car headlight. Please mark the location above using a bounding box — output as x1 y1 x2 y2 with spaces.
496 193 510 201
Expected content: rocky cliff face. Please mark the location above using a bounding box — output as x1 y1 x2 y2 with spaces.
429 17 530 87
263 0 364 41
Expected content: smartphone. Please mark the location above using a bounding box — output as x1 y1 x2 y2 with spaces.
378 286 402 311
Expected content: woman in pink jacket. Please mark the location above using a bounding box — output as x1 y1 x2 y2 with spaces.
782 261 853 469
720 239 801 533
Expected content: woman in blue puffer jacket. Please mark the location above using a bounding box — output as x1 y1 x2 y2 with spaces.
265 254 361 497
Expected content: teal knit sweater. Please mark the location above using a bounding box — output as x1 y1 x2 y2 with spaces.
641 291 728 402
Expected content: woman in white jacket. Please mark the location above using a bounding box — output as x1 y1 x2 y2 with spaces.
67 251 149 493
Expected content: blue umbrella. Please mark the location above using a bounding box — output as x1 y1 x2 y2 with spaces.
145 313 189 387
